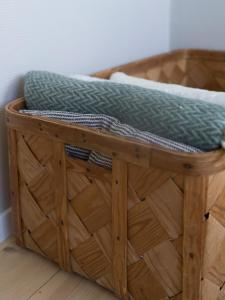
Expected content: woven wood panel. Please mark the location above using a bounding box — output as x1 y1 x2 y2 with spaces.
16 132 186 299
13 49 225 300
201 170 225 300
17 132 58 263
95 50 225 92
67 157 184 299
142 58 225 92
15 129 225 299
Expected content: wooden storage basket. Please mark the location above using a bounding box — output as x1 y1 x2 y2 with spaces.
6 49 225 300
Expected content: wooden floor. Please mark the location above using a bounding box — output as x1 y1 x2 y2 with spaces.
0 238 118 300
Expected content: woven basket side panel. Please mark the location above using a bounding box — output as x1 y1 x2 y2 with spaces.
17 132 58 263
185 59 225 92
67 158 184 300
133 58 225 92
95 50 225 92
137 58 188 86
66 157 113 289
201 170 225 300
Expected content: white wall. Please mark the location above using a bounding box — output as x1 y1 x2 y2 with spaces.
0 0 171 241
170 0 225 50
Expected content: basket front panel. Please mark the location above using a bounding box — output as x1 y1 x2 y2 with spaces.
67 157 114 290
17 132 58 263
67 157 184 300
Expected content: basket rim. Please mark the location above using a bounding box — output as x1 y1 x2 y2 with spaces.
92 48 225 78
5 97 225 176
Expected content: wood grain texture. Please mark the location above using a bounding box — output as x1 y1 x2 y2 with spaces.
10 129 225 299
6 98 225 176
0 239 58 300
6 49 225 300
93 49 225 92
0 239 117 300
53 142 71 271
7 129 23 246
66 158 183 299
201 170 225 300
183 176 208 300
112 159 128 299
16 133 58 263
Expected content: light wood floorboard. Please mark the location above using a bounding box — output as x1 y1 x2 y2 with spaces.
0 238 118 300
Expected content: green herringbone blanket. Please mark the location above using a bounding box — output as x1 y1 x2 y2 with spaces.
25 71 225 151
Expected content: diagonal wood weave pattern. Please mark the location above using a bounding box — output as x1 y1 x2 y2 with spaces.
201 170 225 300
8 49 225 300
67 158 184 300
17 133 59 263
15 122 225 300
95 49 225 92
17 132 184 299
133 57 225 92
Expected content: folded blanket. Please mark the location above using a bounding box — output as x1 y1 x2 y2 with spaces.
25 71 225 151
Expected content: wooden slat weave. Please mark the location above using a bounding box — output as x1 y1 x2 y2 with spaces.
17 132 184 299
95 49 225 92
8 49 225 300
67 157 183 299
17 133 58 263
201 170 225 300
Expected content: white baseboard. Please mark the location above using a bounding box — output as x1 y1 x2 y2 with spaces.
0 208 12 242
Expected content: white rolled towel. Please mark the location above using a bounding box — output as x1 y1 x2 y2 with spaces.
110 72 225 106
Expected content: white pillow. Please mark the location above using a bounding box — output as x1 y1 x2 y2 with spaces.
110 72 225 106
71 74 106 82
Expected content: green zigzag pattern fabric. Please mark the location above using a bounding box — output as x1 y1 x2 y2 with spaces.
25 71 225 151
